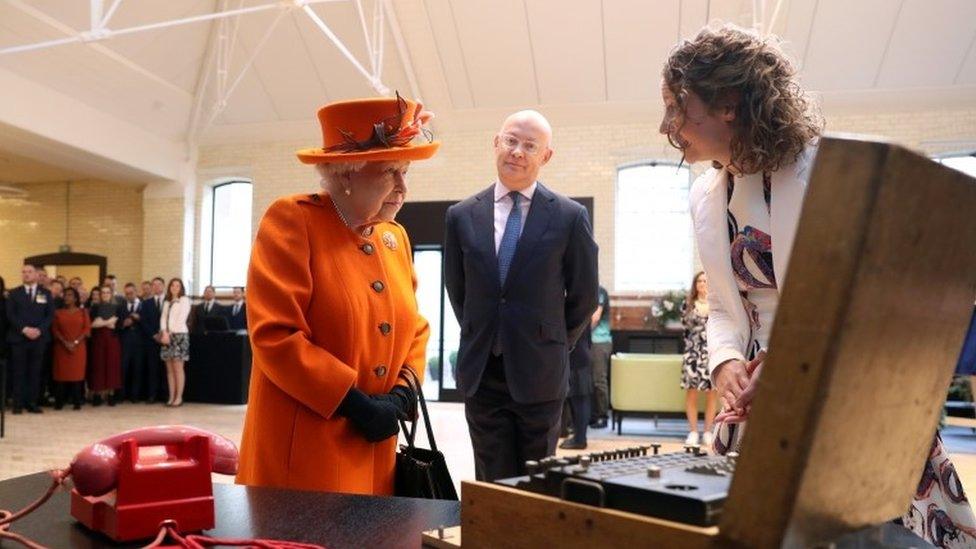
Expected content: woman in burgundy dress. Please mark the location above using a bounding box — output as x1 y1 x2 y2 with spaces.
88 285 122 406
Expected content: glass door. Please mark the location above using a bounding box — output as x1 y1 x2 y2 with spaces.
412 246 463 401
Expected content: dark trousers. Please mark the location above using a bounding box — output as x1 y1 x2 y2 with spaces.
590 342 611 420
55 381 84 406
120 333 143 400
142 338 161 401
38 342 54 404
563 393 591 444
464 354 563 482
10 339 45 409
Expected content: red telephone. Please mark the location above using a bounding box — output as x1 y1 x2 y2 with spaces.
70 425 239 497
69 425 239 542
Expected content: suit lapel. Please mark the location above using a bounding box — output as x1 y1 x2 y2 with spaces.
502 182 554 293
471 185 500 289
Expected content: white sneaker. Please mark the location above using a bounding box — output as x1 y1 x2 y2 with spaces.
702 431 714 448
685 431 700 445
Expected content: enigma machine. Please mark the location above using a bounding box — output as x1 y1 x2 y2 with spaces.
423 136 976 548
496 445 734 526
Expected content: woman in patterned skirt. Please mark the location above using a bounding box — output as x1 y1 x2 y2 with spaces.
680 271 715 446
659 23 975 547
159 278 191 407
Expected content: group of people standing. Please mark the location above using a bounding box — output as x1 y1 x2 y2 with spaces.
1 269 247 412
228 22 972 547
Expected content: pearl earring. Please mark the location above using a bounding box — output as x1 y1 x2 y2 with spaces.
344 188 351 196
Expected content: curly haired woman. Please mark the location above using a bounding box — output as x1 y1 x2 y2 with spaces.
660 24 975 546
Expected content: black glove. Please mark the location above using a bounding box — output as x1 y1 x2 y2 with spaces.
336 388 399 443
371 385 418 421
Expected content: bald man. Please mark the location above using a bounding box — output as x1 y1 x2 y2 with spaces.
444 110 599 481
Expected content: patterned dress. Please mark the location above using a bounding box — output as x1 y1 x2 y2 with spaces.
680 300 710 390
713 172 976 547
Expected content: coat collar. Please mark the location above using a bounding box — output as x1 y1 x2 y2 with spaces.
693 144 818 341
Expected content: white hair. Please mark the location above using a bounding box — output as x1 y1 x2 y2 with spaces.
315 161 367 192
315 160 411 193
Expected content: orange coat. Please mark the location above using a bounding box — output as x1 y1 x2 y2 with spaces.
236 192 429 495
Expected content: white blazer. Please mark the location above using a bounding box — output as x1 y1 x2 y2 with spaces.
160 296 192 334
689 144 819 377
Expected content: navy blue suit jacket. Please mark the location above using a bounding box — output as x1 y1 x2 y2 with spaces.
444 182 599 403
5 286 54 344
226 302 248 330
139 296 163 341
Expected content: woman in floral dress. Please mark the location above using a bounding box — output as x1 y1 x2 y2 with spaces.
681 271 715 447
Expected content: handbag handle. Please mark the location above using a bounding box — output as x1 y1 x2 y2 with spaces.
398 365 438 454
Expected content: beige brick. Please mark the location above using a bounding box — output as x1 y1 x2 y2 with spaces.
0 180 143 288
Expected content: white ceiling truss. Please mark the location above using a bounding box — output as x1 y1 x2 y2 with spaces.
0 0 420 148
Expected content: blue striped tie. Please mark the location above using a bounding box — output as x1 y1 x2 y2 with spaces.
497 191 522 285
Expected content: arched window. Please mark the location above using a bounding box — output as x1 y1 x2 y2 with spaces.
201 180 253 290
615 162 694 291
936 152 976 178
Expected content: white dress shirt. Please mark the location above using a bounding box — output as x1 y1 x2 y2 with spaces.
493 180 536 253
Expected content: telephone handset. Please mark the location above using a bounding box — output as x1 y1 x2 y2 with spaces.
1 426 320 547
70 425 239 497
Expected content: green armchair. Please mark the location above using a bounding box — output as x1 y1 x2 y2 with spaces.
610 352 708 435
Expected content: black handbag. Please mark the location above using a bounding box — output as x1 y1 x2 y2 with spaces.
394 366 459 500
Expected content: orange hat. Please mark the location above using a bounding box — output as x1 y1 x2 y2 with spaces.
296 93 440 164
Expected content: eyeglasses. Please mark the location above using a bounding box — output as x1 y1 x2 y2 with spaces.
498 134 544 156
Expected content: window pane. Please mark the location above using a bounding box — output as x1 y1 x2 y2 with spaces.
211 182 253 288
939 155 976 178
615 164 693 291
442 282 460 391
413 249 442 401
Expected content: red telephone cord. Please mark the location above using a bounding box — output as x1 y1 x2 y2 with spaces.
0 469 325 549
0 469 70 549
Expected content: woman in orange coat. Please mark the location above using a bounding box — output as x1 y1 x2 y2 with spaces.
236 95 439 495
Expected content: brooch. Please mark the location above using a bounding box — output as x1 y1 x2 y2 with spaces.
382 231 398 250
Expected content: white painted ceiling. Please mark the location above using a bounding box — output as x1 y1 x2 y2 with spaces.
0 0 974 180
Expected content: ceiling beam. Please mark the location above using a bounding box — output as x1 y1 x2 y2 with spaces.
302 3 388 94
187 0 224 155
0 67 183 181
3 0 191 100
0 0 344 56
383 0 422 101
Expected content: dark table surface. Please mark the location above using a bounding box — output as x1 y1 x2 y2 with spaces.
0 473 460 548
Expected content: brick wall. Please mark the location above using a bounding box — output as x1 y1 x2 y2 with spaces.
196 108 976 291
0 180 144 289
3 108 973 292
141 181 187 284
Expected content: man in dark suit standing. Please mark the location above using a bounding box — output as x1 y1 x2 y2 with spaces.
444 110 599 481
227 286 247 331
119 283 143 402
5 264 54 414
190 285 226 334
138 277 165 403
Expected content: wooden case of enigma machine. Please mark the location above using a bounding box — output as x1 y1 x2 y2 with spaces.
423 136 976 548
